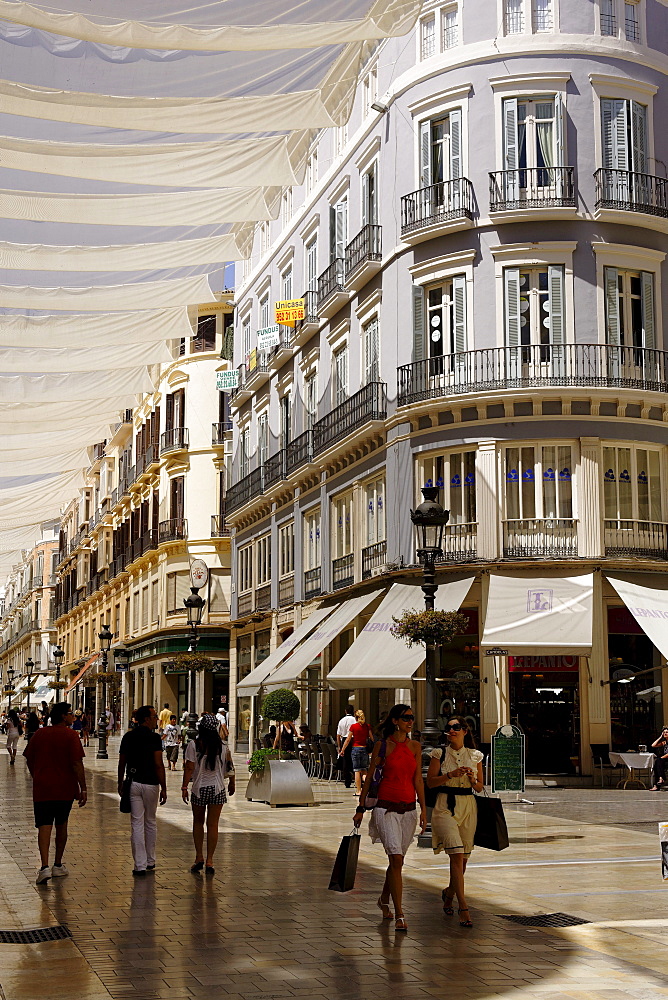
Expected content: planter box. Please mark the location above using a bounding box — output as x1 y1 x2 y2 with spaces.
245 759 314 807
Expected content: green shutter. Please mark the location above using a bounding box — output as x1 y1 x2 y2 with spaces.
412 285 425 362
504 268 521 347
548 265 564 345
604 267 620 345
641 270 655 350
420 120 431 188
452 274 467 353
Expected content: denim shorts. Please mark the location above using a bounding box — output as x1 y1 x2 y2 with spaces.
351 747 370 772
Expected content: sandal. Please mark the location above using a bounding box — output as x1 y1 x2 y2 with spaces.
190 861 204 872
395 914 408 932
205 865 215 875
458 907 473 928
377 896 393 920
441 889 455 915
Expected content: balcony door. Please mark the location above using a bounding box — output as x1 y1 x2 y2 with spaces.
503 95 564 200
504 265 565 376
169 475 184 523
329 196 348 263
419 109 462 213
600 98 648 206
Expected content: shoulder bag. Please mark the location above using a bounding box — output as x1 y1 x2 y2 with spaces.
365 739 387 809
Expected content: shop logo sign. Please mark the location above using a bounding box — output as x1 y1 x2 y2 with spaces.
527 589 552 613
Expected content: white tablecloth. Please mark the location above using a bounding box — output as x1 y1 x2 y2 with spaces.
608 752 655 771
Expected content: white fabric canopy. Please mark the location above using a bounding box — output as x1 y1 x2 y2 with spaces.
0 235 241 271
0 308 192 348
608 575 668 663
0 273 213 310
0 341 172 373
0 398 133 431
0 469 83 516
264 590 383 692
481 573 594 656
0 449 88 476
327 579 475 689
236 606 334 697
0 367 153 403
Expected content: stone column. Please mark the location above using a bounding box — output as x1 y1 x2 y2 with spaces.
479 571 510 741
578 437 603 558
586 570 610 750
475 441 500 560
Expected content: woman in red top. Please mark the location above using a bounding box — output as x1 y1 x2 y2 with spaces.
341 710 373 794
354 704 425 932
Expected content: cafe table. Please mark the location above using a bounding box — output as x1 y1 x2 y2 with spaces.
608 751 655 789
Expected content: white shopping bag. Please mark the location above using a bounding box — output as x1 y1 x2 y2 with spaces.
659 822 668 880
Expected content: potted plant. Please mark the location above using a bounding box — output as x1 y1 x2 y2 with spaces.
245 688 314 807
391 608 469 648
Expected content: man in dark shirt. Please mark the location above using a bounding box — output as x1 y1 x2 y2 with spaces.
118 705 166 876
24 701 87 884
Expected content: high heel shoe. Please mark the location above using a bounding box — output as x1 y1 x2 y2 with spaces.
190 860 204 872
377 896 393 919
441 889 454 915
458 907 473 928
395 914 408 932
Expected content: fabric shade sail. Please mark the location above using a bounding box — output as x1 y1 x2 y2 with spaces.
0 307 192 348
607 575 668 662
264 590 384 692
481 573 594 655
0 341 171 373
327 578 475 689
236 606 334 697
0 273 213 310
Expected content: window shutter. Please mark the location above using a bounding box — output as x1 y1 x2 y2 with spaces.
601 98 628 170
641 271 655 350
604 267 620 345
452 274 467 353
329 204 336 262
449 108 462 179
548 265 565 344
412 284 425 362
335 199 347 259
504 268 521 347
361 171 369 226
420 120 431 187
503 98 518 171
554 91 564 167
165 393 174 430
631 101 647 173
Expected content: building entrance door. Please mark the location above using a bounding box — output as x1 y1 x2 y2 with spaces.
509 656 580 774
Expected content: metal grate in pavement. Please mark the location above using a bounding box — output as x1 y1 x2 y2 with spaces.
499 912 590 927
0 925 72 943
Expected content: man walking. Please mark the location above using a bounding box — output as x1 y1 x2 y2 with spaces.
23 701 87 884
118 705 166 876
159 702 172 731
162 714 181 771
336 706 356 789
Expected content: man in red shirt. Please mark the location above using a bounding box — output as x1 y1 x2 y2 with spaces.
24 701 87 884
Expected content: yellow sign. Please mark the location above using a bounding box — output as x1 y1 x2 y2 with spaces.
247 348 257 371
274 298 305 327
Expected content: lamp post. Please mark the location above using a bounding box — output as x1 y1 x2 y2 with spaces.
184 586 205 743
410 485 450 749
112 644 130 731
6 664 15 710
53 644 65 685
25 656 35 713
96 624 113 760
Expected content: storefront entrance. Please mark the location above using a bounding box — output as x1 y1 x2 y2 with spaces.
608 606 662 751
509 656 581 774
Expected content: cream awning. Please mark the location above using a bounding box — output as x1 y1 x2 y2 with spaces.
327 577 475 689
608 574 668 661
481 572 593 656
236 606 334 698
263 589 384 692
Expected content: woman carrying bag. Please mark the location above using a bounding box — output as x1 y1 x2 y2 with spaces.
181 714 235 875
353 704 426 932
426 715 483 928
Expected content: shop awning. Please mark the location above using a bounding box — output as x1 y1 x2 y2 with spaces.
263 589 385 692
481 572 593 655
327 577 475 689
608 574 668 662
236 606 334 697
65 653 100 695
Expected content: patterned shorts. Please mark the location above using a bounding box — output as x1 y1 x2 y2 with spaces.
191 785 226 807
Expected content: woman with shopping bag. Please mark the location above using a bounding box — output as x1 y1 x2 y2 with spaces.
426 715 484 928
353 704 426 932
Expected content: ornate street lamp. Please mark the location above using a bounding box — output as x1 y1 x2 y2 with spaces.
112 644 130 731
183 586 205 742
24 656 35 713
5 664 16 710
52 645 65 683
96 624 113 760
410 485 450 747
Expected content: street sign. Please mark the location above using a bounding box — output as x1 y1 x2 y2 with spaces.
491 724 525 794
257 325 280 350
190 558 209 589
114 662 129 673
485 647 509 656
216 369 238 391
275 298 304 327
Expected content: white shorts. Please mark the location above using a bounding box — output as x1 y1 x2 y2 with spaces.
6 734 19 750
369 807 417 857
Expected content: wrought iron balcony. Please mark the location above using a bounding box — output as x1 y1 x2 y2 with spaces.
245 352 271 391
225 467 264 514
594 168 668 218
397 344 668 406
211 513 230 537
401 178 475 237
293 289 320 347
92 441 106 461
286 429 313 474
269 327 294 368
313 381 387 455
264 449 286 490
503 518 578 558
436 523 478 563
304 567 321 600
160 426 189 456
362 540 387 579
344 224 382 287
604 519 668 560
332 553 354 591
489 166 575 211
158 517 188 543
317 259 346 317
212 421 232 446
230 364 251 408
279 574 295 607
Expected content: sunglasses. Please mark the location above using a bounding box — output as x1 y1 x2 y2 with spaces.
445 723 463 731
400 714 415 721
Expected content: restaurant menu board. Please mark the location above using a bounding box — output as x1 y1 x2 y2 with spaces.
491 724 525 794
275 298 304 326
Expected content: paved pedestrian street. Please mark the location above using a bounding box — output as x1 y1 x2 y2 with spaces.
2 742 668 1000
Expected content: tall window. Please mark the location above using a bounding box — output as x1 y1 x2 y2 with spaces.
503 96 565 194
504 446 574 520
420 13 436 58
304 372 317 429
239 425 250 479
365 477 386 545
281 188 293 228
169 476 184 520
603 446 661 522
601 99 647 173
330 196 348 262
425 275 467 358
420 110 462 187
604 268 655 350
193 314 216 353
279 522 294 577
242 315 251 359
335 124 348 156
625 0 640 41
332 493 353 558
362 163 378 226
504 0 524 33
306 149 318 195
304 508 321 570
363 64 378 115
257 411 269 467
363 317 380 383
442 5 458 46
259 221 270 254
305 238 318 291
282 266 293 303
259 294 270 332
504 266 565 349
165 388 185 430
256 535 271 586
280 393 292 450
532 0 552 30
420 450 476 524
333 345 349 406
238 545 253 593
601 0 616 33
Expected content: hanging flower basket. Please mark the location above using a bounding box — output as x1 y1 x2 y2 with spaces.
49 679 69 690
171 652 210 672
92 671 117 683
391 609 469 648
22 684 37 694
3 688 16 697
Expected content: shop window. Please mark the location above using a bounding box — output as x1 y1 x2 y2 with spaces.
255 629 271 664
608 606 658 751
603 446 662 522
436 609 480 736
504 445 574 519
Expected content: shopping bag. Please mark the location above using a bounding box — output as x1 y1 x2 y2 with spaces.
119 778 132 814
328 829 361 892
473 794 509 851
659 822 668 880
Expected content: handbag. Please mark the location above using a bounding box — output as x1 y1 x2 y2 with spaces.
119 777 132 814
328 829 361 892
365 739 387 809
473 791 509 851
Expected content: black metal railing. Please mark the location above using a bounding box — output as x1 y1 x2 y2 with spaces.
362 540 387 579
489 166 575 210
313 381 387 455
604 519 668 559
286 429 313 474
245 353 271 381
332 553 354 590
279 575 295 607
92 441 106 461
436 523 478 562
398 344 668 406
503 519 578 558
270 327 294 360
160 426 189 455
594 168 668 218
401 178 475 235
230 364 247 402
158 517 188 543
601 11 616 33
264 449 286 490
299 289 319 326
255 583 271 612
625 16 640 41
211 514 230 537
225 467 264 514
317 258 345 309
144 442 157 469
344 224 382 280
212 421 232 445
304 567 322 600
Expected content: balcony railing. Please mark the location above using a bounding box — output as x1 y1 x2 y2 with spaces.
401 178 475 235
255 583 272 612
604 519 668 559
436 523 478 562
398 344 668 406
601 11 616 33
158 517 188 543
313 381 387 455
304 567 322 600
317 258 345 309
245 352 271 384
92 441 106 461
160 426 189 455
279 575 295 607
300 289 319 326
226 467 264 514
594 168 668 218
362 540 387 579
503 518 578 558
212 421 232 445
344 224 382 280
264 449 286 490
286 429 313 474
332 553 354 591
238 592 253 616
211 513 230 537
489 166 575 211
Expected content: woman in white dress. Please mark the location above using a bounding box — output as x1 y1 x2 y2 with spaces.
426 716 483 928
